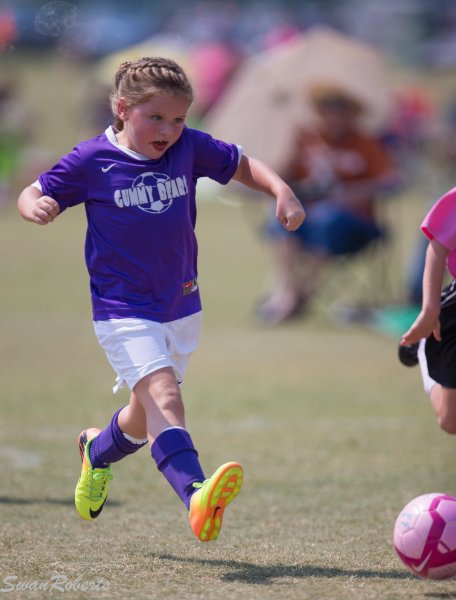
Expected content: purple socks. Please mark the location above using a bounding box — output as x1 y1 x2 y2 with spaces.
89 407 147 468
88 409 204 509
151 427 205 509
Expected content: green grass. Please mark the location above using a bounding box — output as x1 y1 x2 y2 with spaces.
1 194 456 600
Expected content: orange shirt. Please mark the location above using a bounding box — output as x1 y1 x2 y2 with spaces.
285 128 394 219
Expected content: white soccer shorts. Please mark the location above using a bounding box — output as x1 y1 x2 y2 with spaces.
93 312 202 393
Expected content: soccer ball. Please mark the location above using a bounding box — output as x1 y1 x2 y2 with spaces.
393 493 456 579
132 171 173 214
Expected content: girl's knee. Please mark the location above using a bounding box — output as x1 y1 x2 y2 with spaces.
134 368 183 413
437 389 456 434
156 388 184 415
438 415 456 435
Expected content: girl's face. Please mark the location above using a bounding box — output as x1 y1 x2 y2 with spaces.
117 93 190 159
315 98 360 140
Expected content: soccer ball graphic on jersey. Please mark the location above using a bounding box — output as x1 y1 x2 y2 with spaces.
393 493 456 579
132 172 173 214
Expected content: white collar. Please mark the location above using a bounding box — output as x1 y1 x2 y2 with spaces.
105 126 152 161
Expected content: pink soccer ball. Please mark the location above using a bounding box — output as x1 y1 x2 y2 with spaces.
394 493 456 579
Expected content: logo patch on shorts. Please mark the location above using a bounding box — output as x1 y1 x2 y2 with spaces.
183 278 198 296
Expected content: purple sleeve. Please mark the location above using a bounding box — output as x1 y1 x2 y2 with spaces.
421 187 456 251
38 146 88 211
190 129 239 183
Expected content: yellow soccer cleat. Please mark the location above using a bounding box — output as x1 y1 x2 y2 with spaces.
75 428 113 521
189 462 243 542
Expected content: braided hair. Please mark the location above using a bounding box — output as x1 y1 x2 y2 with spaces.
110 57 194 130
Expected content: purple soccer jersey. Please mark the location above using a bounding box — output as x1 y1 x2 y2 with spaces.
36 126 240 322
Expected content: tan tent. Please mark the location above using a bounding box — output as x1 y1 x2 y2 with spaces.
204 26 393 174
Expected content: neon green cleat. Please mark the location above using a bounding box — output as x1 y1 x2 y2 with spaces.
189 462 243 542
74 428 113 521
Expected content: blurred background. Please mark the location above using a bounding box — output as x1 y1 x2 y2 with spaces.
2 0 456 328
3 5 456 593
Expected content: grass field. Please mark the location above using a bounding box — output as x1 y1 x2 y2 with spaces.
1 189 456 600
2 46 456 600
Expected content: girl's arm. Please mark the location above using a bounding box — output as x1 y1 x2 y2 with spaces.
400 238 449 345
232 155 305 232
18 186 60 225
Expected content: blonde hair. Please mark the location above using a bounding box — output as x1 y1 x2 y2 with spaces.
110 56 194 130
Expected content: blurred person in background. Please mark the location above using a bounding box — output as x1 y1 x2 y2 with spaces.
256 84 399 325
0 7 17 53
382 87 441 309
189 40 243 118
0 78 30 205
442 95 456 177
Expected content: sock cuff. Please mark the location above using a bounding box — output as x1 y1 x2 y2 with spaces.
111 407 147 453
123 432 148 445
151 427 198 471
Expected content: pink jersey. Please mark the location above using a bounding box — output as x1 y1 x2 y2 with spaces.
422 186 456 279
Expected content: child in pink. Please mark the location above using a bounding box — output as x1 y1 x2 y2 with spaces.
400 186 456 433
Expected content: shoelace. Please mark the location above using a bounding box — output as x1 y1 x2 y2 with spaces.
192 480 207 490
83 468 113 501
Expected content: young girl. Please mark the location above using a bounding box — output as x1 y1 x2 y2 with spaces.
400 187 456 435
17 57 305 541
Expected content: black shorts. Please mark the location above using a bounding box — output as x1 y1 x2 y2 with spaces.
425 280 456 388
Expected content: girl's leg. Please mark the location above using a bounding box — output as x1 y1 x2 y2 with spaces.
118 393 147 439
257 237 314 324
132 367 205 509
133 367 243 542
75 369 188 521
89 364 188 468
131 366 185 443
87 393 148 470
417 339 456 434
430 386 456 434
75 368 182 521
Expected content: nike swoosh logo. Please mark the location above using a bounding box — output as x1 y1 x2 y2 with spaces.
101 164 116 173
89 498 107 519
412 550 432 574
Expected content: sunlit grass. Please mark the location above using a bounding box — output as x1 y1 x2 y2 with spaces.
1 196 455 599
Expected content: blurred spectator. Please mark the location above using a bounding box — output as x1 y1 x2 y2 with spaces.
381 86 435 175
0 8 17 52
402 93 456 307
442 94 456 175
189 40 243 118
256 84 399 325
0 78 30 205
261 24 302 50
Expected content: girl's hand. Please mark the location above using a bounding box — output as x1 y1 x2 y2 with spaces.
231 155 306 230
276 189 306 231
400 309 441 346
401 239 447 346
27 195 60 225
